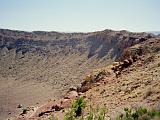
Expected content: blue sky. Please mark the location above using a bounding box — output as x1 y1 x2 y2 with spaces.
0 0 159 32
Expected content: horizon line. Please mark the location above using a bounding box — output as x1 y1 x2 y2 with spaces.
1 27 159 34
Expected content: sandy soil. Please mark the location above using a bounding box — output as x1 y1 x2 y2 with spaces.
0 77 60 120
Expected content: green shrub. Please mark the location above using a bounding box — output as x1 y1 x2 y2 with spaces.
50 97 160 120
87 111 94 120
64 109 76 120
72 96 85 117
49 115 58 120
64 96 85 120
116 107 160 120
86 105 94 120
97 106 106 120
86 105 106 120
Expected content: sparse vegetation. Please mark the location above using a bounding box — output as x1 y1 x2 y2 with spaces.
96 106 106 120
116 107 160 120
49 115 58 120
51 98 160 120
64 109 76 120
64 96 85 120
63 96 106 120
73 96 86 117
86 105 106 120
86 107 94 120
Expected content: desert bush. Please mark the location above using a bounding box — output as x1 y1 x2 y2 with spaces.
64 96 85 120
64 109 76 120
116 107 160 120
72 96 85 117
49 115 58 120
64 97 107 120
51 98 160 120
97 106 106 120
86 105 106 120
87 110 94 120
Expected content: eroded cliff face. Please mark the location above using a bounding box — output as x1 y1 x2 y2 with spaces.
0 29 154 119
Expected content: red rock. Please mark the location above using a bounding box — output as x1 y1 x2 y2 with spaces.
64 91 78 99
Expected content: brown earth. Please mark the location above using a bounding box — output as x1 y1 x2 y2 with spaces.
11 37 160 120
0 29 159 120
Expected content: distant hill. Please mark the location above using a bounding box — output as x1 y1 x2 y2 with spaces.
147 31 160 35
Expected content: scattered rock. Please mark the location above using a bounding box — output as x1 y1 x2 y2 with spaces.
64 91 78 99
130 84 140 91
17 104 23 108
156 101 160 111
111 57 134 77
143 89 152 99
77 85 91 93
95 82 101 86
100 89 106 94
21 108 29 115
77 70 110 92
78 92 84 96
38 110 53 117
69 86 77 91
52 104 63 111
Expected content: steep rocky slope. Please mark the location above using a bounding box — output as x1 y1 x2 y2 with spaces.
83 37 160 119
0 29 156 120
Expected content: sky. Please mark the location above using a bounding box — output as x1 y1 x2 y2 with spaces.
0 0 160 32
